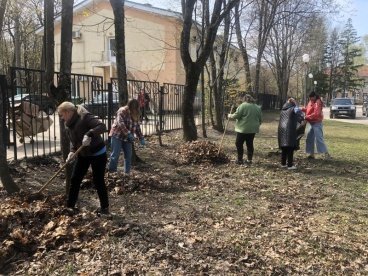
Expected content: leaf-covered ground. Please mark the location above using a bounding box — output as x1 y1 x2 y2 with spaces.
1 112 368 275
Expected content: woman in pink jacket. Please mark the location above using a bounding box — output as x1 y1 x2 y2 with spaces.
301 91 331 159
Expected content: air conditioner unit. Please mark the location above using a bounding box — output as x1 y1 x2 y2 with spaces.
72 31 81 39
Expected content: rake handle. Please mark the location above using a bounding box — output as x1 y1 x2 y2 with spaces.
38 145 85 193
218 105 234 155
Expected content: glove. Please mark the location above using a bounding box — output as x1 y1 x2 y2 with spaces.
66 152 75 162
127 132 134 142
82 135 91 146
140 137 146 146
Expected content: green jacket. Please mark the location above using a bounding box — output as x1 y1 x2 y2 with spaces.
229 102 262 134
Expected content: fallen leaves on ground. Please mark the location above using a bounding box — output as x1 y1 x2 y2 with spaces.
1 128 368 274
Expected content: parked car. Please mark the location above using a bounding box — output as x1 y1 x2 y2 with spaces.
81 92 120 118
362 101 368 117
329 98 356 119
9 93 56 115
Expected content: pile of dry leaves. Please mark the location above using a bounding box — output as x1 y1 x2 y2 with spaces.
0 192 128 272
176 141 229 164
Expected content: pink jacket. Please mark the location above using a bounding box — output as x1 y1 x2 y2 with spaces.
301 98 323 123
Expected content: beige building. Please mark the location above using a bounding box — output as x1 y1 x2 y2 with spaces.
51 0 244 89
53 0 185 85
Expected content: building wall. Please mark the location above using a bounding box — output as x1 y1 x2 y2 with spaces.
54 1 185 85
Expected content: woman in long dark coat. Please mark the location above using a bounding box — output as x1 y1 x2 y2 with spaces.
278 98 304 170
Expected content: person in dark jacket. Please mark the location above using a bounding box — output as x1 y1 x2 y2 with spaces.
138 89 150 121
57 101 110 215
278 98 304 170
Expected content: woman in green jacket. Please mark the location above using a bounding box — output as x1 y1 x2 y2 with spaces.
229 94 262 165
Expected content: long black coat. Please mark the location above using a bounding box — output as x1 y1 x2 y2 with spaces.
278 102 303 148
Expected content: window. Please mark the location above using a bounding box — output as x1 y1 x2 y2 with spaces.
109 38 116 56
332 99 353 105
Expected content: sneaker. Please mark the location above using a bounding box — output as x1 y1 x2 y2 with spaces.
287 166 297 170
236 160 243 165
245 160 252 165
281 164 287 168
307 155 315 159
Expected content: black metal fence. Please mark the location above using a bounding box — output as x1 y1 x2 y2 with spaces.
4 67 202 161
8 67 58 160
258 93 280 110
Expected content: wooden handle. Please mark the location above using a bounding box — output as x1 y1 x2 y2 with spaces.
38 145 85 193
218 105 234 155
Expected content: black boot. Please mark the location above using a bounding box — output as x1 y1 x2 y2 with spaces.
236 159 243 165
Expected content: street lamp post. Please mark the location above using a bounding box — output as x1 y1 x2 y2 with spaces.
302 54 310 105
308 73 313 99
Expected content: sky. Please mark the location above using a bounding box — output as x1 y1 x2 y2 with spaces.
336 0 368 39
128 0 180 11
131 0 367 37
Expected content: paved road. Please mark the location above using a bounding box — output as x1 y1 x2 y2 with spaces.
323 105 368 125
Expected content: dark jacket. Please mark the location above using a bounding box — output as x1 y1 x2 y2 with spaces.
65 105 106 156
278 102 303 149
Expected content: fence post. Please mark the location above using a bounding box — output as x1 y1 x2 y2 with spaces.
159 85 164 132
107 82 113 133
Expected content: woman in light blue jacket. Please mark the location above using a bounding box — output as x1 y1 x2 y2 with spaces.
229 94 262 165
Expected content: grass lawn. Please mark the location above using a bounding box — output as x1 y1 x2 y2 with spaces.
200 112 368 274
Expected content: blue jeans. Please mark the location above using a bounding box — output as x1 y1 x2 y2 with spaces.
108 136 133 173
305 122 328 155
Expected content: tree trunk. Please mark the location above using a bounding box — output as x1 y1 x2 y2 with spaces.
14 16 21 68
205 66 215 127
200 0 207 138
44 0 55 95
209 51 219 129
110 0 128 106
58 0 74 194
0 1 19 194
0 75 19 194
200 68 207 138
203 0 214 128
234 2 252 92
213 3 230 132
182 64 201 141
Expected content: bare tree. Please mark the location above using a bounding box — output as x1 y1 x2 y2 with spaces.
210 0 231 132
254 0 286 98
0 0 19 194
180 0 239 141
0 0 57 74
265 1 327 106
110 0 128 105
200 0 208 138
234 1 252 92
